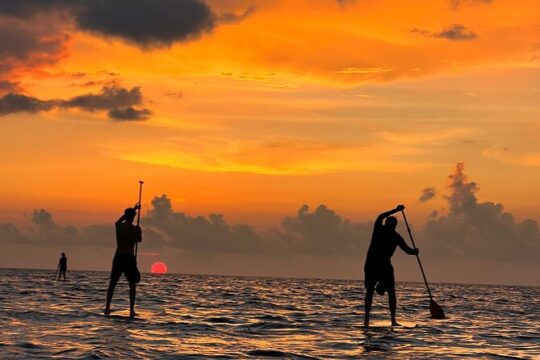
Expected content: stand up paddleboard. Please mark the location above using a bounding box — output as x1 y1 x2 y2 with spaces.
366 320 418 330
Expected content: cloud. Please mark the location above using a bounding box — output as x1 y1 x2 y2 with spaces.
422 163 540 262
31 209 55 229
1 165 538 270
435 24 477 41
108 107 152 121
74 0 215 48
0 0 254 49
0 93 55 115
0 85 152 120
0 80 21 93
419 187 436 202
0 17 68 95
411 24 478 41
61 86 143 111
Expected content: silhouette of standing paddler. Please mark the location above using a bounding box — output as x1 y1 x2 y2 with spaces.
104 204 142 317
364 205 419 327
57 252 67 281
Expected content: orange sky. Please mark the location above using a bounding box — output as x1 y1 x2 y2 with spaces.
2 0 539 227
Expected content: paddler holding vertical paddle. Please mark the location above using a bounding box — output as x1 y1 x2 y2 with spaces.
104 181 144 318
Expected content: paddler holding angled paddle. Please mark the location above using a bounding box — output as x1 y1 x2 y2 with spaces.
363 205 418 327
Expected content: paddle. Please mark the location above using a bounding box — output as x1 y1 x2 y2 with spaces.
401 210 445 319
135 180 144 259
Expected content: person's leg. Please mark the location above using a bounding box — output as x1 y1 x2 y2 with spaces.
364 286 374 327
129 282 137 317
104 279 117 315
387 287 400 326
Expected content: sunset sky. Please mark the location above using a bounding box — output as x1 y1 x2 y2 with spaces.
1 0 539 285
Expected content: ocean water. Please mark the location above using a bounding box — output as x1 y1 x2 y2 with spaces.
0 269 538 359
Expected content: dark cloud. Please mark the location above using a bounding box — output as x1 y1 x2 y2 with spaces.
0 94 55 116
0 0 254 49
75 0 214 48
0 1 77 17
411 24 478 41
61 86 143 111
422 163 540 262
419 187 436 202
108 107 152 121
0 85 152 120
435 24 477 41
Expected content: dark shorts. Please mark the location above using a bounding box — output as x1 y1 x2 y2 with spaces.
59 266 67 273
364 265 395 291
110 253 140 284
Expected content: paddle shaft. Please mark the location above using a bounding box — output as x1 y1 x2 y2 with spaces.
401 210 433 300
135 181 144 258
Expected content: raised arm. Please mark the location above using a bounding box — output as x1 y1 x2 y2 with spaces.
396 234 419 255
375 205 405 227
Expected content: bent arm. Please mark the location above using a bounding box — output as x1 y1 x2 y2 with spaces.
115 214 126 227
396 234 418 255
375 205 405 226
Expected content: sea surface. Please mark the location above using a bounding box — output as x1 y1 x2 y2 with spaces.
0 269 538 359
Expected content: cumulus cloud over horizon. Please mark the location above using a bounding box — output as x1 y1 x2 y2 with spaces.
1 164 539 267
422 163 540 262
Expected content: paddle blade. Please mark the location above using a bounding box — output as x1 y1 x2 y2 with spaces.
430 299 445 319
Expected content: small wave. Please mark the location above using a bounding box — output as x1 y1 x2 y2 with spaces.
16 341 43 349
246 349 319 359
205 316 237 324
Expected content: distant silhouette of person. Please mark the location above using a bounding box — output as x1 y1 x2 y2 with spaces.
57 252 67 281
104 204 142 317
364 205 418 327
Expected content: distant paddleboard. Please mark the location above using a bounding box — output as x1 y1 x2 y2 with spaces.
98 309 162 321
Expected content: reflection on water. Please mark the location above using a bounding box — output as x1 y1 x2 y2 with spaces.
0 269 538 359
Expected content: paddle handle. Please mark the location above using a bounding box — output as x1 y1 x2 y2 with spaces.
135 181 144 258
401 210 433 300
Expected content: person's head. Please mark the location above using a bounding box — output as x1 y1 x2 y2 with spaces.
124 207 137 223
61 252 65 257
385 216 398 230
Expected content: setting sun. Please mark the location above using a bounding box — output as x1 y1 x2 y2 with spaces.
151 262 168 274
